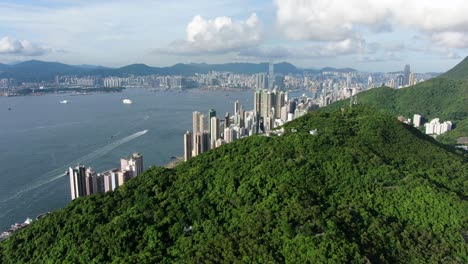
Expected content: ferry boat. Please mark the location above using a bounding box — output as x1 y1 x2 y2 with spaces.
122 99 133 104
60 100 69 104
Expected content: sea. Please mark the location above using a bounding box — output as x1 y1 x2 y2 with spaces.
0 88 260 230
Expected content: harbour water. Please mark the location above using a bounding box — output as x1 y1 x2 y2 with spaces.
0 88 253 230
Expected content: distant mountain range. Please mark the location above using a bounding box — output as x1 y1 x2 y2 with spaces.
0 60 360 82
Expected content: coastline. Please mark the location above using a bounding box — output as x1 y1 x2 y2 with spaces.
163 156 184 169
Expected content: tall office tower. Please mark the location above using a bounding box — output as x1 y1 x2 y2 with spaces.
269 62 274 89
192 111 201 135
207 109 216 135
254 90 262 114
397 75 404 88
85 167 97 195
234 100 240 115
193 132 202 157
184 130 192 161
69 164 86 200
413 114 422 128
275 91 285 119
201 131 210 152
199 114 207 133
404 64 410 85
390 79 395 89
224 112 230 129
210 117 220 149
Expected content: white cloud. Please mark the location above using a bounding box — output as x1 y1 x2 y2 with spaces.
0 37 48 56
274 0 468 48
162 13 262 55
431 32 468 49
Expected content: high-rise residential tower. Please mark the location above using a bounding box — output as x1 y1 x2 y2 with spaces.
69 164 86 200
184 130 192 161
210 117 220 149
208 109 216 135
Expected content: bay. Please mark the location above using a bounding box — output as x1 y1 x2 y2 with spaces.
0 88 253 230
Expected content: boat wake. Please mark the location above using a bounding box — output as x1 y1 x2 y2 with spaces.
0 129 149 204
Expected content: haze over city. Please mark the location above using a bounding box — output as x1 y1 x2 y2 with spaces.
1 0 467 72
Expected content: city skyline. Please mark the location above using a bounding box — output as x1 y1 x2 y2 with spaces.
0 0 467 72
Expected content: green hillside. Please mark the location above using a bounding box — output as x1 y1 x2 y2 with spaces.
327 61 468 145
1 106 466 263
440 56 468 80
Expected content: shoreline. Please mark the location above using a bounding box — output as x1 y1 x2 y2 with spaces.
163 156 184 169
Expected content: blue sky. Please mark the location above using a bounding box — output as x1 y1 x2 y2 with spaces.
0 0 467 72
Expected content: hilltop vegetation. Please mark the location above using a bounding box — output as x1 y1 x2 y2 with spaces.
1 106 466 263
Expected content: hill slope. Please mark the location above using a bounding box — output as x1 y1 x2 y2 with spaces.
440 56 468 80
1 107 467 263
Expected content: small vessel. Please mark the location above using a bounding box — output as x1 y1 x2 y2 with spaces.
123 99 133 104
60 100 69 104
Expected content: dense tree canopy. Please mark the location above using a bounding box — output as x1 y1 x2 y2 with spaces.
1 106 467 263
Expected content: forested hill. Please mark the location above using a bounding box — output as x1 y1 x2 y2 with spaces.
440 56 468 80
1 106 466 263
326 58 468 145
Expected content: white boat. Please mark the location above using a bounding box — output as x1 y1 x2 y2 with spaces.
60 100 69 104
123 99 133 104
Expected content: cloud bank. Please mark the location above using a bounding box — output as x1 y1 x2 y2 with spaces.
0 37 48 56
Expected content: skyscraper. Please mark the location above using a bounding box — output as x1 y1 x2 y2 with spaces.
254 90 262 114
224 112 230 129
208 109 216 135
184 130 192 161
199 114 207 133
192 111 201 135
69 164 86 200
269 62 274 89
85 167 97 196
193 132 202 157
210 117 220 149
234 101 240 115
404 64 410 86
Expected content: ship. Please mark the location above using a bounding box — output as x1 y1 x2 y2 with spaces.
60 100 69 104
122 99 133 104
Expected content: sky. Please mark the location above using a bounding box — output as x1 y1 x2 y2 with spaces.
0 0 467 72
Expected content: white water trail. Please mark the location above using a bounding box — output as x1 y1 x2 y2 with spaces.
0 129 148 204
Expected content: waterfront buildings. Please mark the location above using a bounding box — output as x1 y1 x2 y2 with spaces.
69 153 143 200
